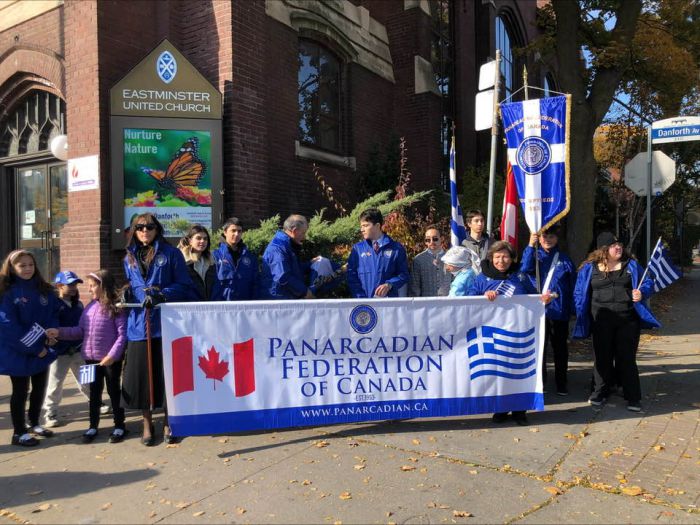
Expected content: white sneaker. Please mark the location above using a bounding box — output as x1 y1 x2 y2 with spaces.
100 404 111 415
44 414 59 428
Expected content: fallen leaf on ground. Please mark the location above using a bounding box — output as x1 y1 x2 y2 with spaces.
386 511 393 517
149 511 157 518
469 470 478 475
513 437 520 442
193 510 206 517
401 465 416 471
101 502 112 511
420 467 428 473
579 431 590 437
408 457 419 462
529 428 540 433
653 445 665 451
146 462 156 467
411 438 421 445
165 443 180 448
453 510 473 517
354 464 365 470
315 440 330 448
236 507 246 515
563 433 576 440
175 502 191 509
621 486 643 496
302 480 312 486
32 503 51 513
95 455 106 460
428 436 437 442
427 501 450 509
544 486 562 495
339 491 352 500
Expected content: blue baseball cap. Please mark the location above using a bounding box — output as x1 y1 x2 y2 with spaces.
54 271 83 285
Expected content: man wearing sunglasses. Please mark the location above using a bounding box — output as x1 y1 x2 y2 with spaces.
409 226 452 297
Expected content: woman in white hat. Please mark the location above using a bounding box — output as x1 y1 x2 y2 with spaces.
441 246 476 297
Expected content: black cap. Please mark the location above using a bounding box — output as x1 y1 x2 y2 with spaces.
596 231 618 249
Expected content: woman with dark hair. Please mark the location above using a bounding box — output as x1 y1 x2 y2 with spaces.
0 249 61 446
467 241 552 426
574 232 659 412
121 213 193 445
211 217 258 301
178 225 216 301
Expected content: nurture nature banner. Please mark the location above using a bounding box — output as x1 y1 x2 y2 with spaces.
123 128 212 236
161 297 546 437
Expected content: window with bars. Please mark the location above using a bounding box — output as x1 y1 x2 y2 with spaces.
298 39 342 153
0 91 65 158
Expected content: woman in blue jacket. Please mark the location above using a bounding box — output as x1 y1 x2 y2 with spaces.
121 213 193 446
211 217 258 301
0 250 61 446
574 232 659 412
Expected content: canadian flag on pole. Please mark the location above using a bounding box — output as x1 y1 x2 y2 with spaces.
171 336 256 397
501 161 518 251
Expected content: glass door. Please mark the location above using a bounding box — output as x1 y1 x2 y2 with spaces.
16 163 67 279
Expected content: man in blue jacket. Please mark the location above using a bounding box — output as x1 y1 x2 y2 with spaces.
347 208 409 298
520 225 576 395
259 215 317 300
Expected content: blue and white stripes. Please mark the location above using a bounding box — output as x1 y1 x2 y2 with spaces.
79 364 96 385
20 322 45 348
647 238 681 292
449 135 467 248
466 325 537 380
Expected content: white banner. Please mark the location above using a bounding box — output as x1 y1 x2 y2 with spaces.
161 296 546 436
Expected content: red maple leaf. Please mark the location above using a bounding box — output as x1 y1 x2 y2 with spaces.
198 346 229 390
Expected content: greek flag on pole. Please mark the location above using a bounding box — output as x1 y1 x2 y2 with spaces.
466 325 537 381
449 135 467 247
647 238 681 292
20 323 45 347
495 281 516 298
500 95 571 233
79 364 96 385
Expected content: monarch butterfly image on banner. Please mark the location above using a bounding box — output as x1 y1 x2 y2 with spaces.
123 128 213 237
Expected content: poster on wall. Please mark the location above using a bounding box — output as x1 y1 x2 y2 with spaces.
123 128 212 237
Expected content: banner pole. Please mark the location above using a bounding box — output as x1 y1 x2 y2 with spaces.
521 66 540 292
486 49 501 236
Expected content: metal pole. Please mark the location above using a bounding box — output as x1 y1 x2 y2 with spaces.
486 50 501 236
646 125 652 262
521 65 540 292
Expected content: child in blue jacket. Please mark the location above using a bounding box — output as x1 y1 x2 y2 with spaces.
0 250 61 446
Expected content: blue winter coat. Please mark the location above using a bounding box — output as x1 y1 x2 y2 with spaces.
520 245 576 321
123 240 194 341
211 242 258 301
54 299 84 355
573 259 660 339
467 267 537 296
347 235 409 298
0 279 61 376
259 231 313 300
448 268 476 297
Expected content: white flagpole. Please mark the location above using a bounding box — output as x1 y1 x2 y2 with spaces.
639 236 662 285
486 50 501 236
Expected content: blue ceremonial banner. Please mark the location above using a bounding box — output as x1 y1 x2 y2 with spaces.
449 135 467 247
500 95 571 233
161 297 546 437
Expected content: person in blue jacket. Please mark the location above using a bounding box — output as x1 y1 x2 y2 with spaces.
440 246 475 297
259 215 318 300
121 213 193 446
0 249 61 446
520 225 576 395
212 217 258 301
574 232 659 412
467 241 553 426
347 208 409 298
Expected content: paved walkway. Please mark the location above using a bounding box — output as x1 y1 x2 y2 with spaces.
1 268 698 524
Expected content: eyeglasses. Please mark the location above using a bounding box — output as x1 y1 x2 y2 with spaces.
134 223 156 232
425 237 440 243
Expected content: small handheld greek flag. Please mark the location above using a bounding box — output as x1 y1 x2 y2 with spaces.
449 135 467 247
20 323 46 348
495 281 516 298
647 238 681 292
79 364 96 385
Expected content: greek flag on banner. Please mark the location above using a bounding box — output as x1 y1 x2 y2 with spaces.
79 364 96 385
449 135 467 247
500 95 571 233
647 238 681 292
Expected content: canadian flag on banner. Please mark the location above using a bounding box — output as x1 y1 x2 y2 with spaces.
171 336 256 397
501 161 518 251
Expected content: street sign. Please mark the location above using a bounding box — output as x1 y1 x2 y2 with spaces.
651 116 700 144
624 150 676 197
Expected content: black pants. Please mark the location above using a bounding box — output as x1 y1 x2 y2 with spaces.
10 371 48 435
541 318 569 392
86 360 125 430
591 312 641 402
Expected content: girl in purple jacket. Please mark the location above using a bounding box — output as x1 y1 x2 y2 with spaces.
48 269 128 443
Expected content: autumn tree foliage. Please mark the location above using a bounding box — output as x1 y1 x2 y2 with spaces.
529 0 699 262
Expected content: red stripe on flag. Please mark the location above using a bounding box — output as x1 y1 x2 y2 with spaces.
233 338 255 397
172 336 194 396
501 161 518 251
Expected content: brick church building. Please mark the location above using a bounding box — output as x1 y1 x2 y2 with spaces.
0 0 549 279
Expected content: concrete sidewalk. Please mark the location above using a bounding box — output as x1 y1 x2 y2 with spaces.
1 269 698 524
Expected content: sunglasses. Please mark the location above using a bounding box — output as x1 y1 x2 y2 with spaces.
425 236 440 243
134 223 157 232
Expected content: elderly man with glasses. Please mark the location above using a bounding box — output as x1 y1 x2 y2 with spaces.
409 226 452 297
